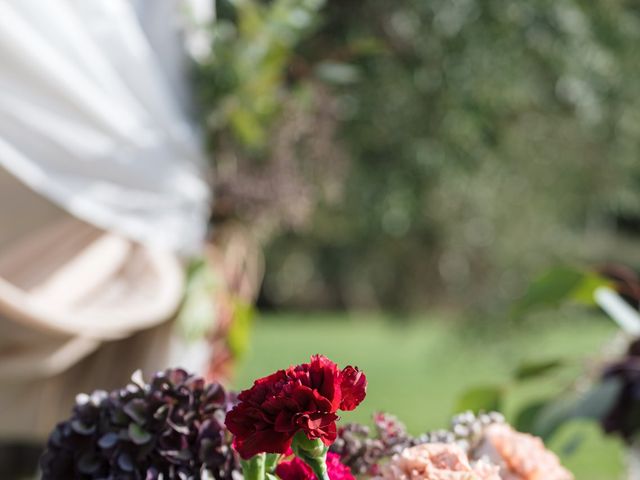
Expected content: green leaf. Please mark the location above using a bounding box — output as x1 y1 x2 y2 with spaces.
514 359 564 381
533 377 623 440
512 266 585 318
455 386 503 414
559 431 586 457
571 272 614 306
532 394 577 440
230 107 267 148
572 377 622 419
264 453 281 474
512 266 614 319
514 399 549 433
228 300 255 358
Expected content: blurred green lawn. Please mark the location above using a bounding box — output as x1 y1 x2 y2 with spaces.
234 312 626 480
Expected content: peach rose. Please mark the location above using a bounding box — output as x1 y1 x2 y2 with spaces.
474 424 573 480
375 443 500 480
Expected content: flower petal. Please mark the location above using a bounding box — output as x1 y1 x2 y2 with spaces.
339 366 367 411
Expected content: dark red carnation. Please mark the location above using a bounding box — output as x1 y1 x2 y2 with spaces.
276 453 355 480
225 355 367 459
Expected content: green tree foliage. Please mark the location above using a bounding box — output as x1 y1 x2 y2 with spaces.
198 0 640 311
196 0 325 149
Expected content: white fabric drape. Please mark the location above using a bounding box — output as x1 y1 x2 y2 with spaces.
0 0 211 253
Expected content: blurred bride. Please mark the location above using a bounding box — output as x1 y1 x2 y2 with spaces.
0 0 214 474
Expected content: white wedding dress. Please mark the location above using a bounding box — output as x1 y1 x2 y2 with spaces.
0 0 211 253
0 0 214 440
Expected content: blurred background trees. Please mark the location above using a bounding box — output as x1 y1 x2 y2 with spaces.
196 0 640 313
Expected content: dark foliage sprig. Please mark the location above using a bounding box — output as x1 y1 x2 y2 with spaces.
40 368 240 480
330 413 413 475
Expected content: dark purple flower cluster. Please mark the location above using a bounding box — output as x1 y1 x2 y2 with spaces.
330 411 507 475
40 369 240 480
330 413 412 475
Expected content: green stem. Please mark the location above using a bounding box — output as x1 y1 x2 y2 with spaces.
264 453 281 474
241 453 266 480
299 453 330 480
291 431 330 480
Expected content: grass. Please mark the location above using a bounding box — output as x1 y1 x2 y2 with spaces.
234 311 626 480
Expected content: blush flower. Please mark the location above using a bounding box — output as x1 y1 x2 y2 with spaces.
276 452 355 480
473 424 573 480
375 443 500 480
225 355 367 459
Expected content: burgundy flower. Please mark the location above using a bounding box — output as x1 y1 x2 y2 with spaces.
225 355 367 459
276 453 355 480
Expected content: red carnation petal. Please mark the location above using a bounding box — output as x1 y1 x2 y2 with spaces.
274 410 297 433
276 456 316 480
338 366 367 411
232 428 293 459
320 418 337 445
276 453 355 480
294 411 338 439
307 355 341 411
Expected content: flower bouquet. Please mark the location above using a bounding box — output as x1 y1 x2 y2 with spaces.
40 355 573 479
